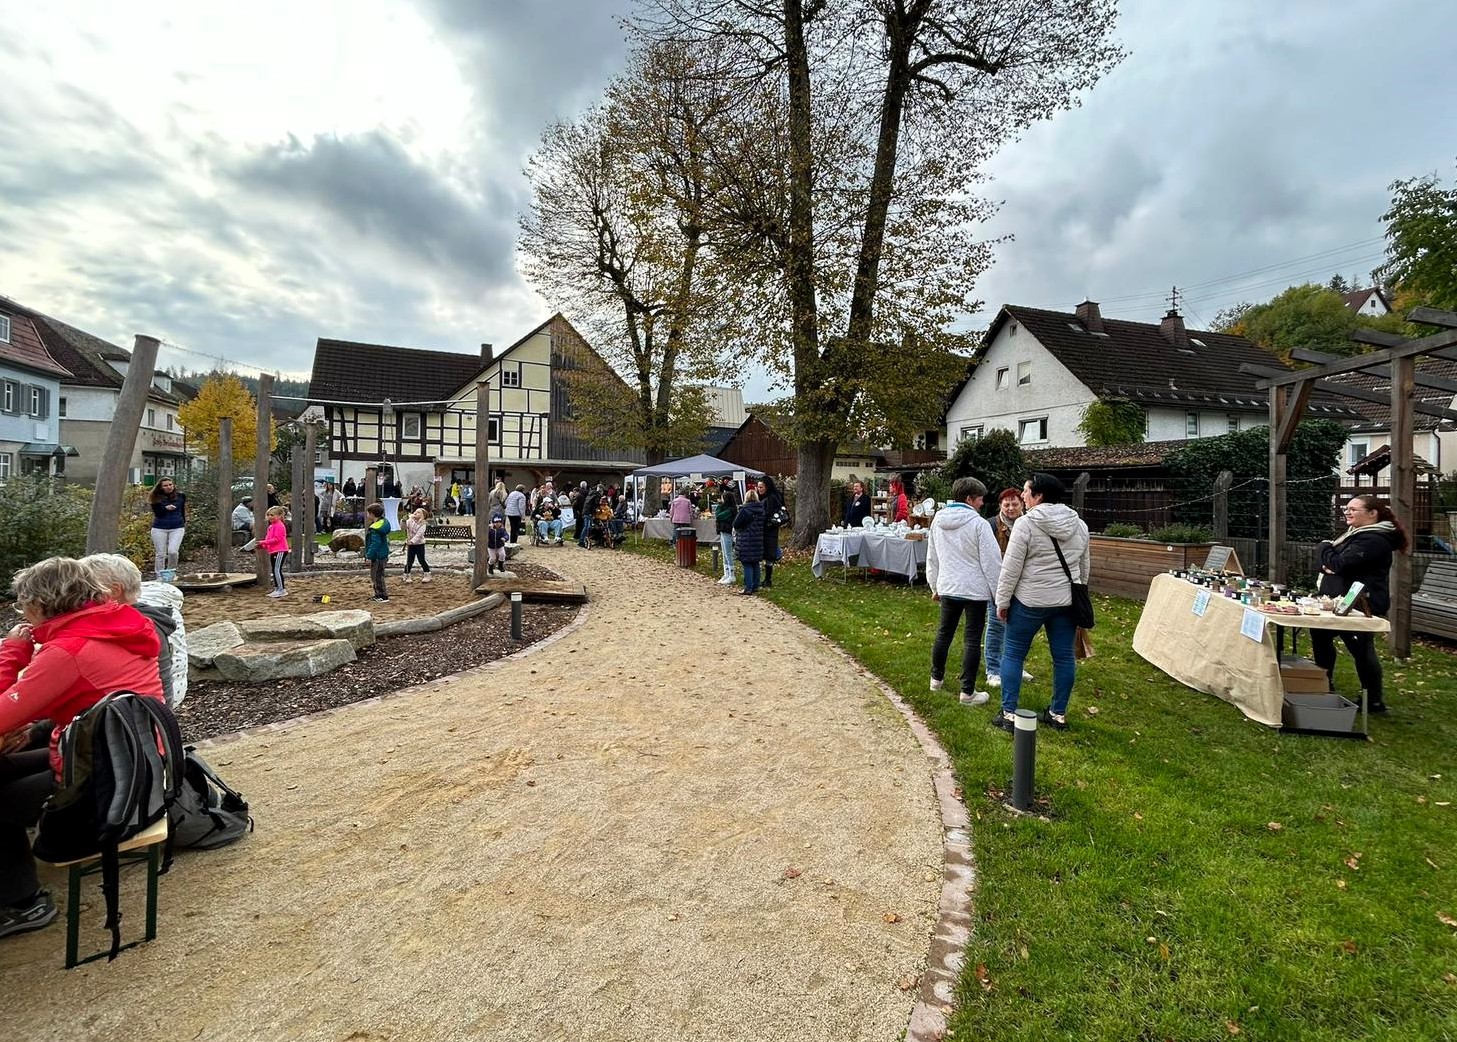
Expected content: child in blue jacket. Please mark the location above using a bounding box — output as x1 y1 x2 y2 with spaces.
364 503 392 602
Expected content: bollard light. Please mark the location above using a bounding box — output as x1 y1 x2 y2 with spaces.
1011 708 1038 811
510 591 523 641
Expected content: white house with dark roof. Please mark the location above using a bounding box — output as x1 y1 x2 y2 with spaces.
944 301 1357 451
1324 356 1457 476
0 301 72 479
1341 287 1393 318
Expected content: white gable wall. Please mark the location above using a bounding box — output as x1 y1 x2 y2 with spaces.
943 319 1096 449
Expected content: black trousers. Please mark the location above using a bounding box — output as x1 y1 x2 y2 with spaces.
0 749 53 906
508 516 523 543
764 527 780 584
931 597 988 694
405 544 430 573
1310 628 1385 702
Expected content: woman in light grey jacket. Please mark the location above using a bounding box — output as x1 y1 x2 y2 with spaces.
992 473 1090 732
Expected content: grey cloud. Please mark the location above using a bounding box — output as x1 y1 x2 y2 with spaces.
230 131 518 283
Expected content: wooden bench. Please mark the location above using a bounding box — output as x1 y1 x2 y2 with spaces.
38 818 169 969
1413 558 1457 641
425 524 473 542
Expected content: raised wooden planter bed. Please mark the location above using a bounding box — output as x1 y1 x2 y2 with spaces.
1089 535 1217 600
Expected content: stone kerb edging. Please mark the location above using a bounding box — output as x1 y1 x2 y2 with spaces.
693 566 976 1042
375 592 504 636
192 600 592 749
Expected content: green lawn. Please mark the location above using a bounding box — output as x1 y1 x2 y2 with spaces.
625 540 1457 1040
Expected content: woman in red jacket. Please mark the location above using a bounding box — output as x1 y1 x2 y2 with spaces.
0 557 163 940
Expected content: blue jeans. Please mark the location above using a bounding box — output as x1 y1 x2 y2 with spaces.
999 598 1078 716
537 519 562 542
984 611 1006 680
719 532 736 579
743 561 761 593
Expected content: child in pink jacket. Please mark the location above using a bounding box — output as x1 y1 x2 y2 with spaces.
258 505 290 597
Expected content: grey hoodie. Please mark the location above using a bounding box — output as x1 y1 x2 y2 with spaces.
994 503 1091 611
926 503 1002 601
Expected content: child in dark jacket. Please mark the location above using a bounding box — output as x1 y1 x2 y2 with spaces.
487 514 509 574
364 503 392 602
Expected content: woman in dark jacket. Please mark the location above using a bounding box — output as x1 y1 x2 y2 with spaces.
148 477 187 578
757 476 785 588
1313 494 1408 712
733 490 766 595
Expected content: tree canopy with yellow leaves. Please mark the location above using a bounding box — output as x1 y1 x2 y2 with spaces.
178 374 274 461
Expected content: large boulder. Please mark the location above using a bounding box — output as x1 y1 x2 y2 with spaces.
239 610 376 650
212 638 357 683
188 621 245 670
329 531 365 553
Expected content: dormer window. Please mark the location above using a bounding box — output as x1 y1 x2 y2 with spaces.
0 315 10 343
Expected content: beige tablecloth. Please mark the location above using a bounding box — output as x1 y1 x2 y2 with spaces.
1132 573 1390 727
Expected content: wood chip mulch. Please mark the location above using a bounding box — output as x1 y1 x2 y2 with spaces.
176 600 580 742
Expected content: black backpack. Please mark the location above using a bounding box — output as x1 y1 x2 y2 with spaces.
168 749 253 851
33 693 184 959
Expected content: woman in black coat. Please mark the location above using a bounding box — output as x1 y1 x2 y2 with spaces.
733 490 766 596
1313 494 1408 712
756 476 785 588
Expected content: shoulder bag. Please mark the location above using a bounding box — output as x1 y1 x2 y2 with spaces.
1050 538 1095 630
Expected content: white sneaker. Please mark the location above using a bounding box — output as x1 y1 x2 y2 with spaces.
986 674 1001 688
929 678 944 692
422 574 432 583
403 575 413 583
1022 670 1034 682
959 690 990 706
717 576 735 585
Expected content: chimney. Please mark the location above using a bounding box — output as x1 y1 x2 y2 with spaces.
1074 299 1104 333
480 342 494 363
1159 309 1188 348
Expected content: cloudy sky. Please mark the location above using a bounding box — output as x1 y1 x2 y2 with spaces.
1 0 1454 401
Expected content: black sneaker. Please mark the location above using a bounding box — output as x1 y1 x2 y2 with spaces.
1039 709 1069 731
991 712 1015 733
0 891 57 939
1368 700 1389 714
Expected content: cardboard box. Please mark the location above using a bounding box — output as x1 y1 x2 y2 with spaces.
1279 655 1326 679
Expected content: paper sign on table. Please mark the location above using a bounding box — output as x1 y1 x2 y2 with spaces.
1192 590 1211 617
1240 607 1266 642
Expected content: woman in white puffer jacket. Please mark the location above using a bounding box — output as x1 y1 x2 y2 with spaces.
926 476 1002 707
992 473 1090 732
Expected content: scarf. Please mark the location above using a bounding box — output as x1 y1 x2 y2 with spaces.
1329 519 1396 548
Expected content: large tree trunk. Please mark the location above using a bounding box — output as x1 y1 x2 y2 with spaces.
792 438 836 548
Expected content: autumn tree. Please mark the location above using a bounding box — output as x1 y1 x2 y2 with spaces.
1376 168 1457 314
177 374 273 462
636 0 1125 545
1232 283 1407 361
519 40 738 470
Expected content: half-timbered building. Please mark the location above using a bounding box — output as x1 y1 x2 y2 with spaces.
307 313 644 494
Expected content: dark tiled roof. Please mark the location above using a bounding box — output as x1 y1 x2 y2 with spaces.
308 339 485 404
1024 439 1187 470
1324 357 1457 433
991 305 1355 416
1341 288 1390 313
0 296 180 403
0 306 70 379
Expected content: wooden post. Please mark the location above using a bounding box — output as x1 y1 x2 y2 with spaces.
254 374 273 585
472 379 491 589
289 440 305 573
1071 471 1090 515
365 466 378 507
303 422 318 567
86 335 160 553
1213 470 1233 541
216 417 233 574
1390 354 1415 658
1267 388 1286 585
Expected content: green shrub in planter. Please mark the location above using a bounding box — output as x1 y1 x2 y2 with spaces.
1101 522 1145 538
1149 523 1215 544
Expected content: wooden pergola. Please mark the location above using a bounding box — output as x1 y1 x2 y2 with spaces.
1240 306 1457 658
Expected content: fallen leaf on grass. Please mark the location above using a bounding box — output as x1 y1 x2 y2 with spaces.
1086 705 1100 716
1344 853 1363 871
1427 857 1441 870
1340 939 1358 954
1417 795 1428 804
1444 972 1457 985
1134 812 1144 821
1437 802 1452 807
782 867 802 880
1226 1020 1242 1035
1159 942 1171 961
1336 879 1348 890
1266 822 1283 831
1438 911 1457 929
974 963 994 992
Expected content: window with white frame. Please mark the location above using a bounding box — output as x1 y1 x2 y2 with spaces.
165 413 174 430
1349 441 1369 467
960 424 984 444
1 382 13 413
1185 411 1199 437
401 413 422 439
995 367 1010 391
28 387 41 416
0 316 10 343
500 367 521 388
1227 414 1239 434
488 417 500 442
58 396 67 418
147 408 156 427
0 453 10 479
314 448 324 464
1018 417 1048 444
1017 361 1031 386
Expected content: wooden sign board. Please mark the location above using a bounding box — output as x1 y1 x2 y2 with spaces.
1204 545 1243 575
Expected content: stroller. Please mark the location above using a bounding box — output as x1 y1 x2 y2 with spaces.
587 502 621 549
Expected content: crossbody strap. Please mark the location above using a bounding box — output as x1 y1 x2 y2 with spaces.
1050 537 1077 588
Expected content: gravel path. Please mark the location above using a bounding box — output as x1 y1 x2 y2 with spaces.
1 545 944 1042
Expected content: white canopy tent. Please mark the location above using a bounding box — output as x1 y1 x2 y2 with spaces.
627 454 763 513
